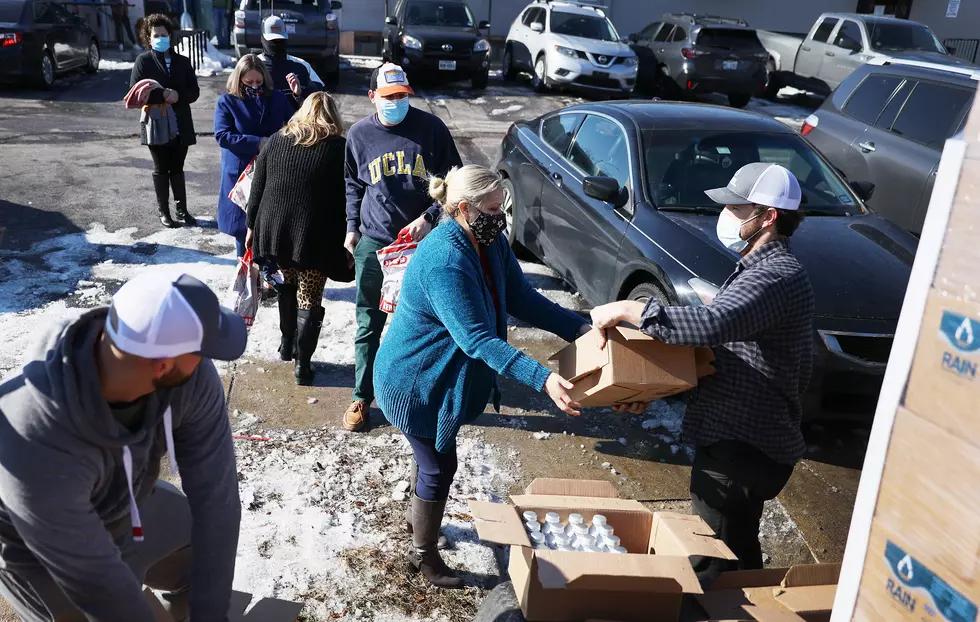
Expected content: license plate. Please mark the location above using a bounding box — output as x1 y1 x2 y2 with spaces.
438 60 456 71
594 71 609 79
722 60 738 70
284 23 296 34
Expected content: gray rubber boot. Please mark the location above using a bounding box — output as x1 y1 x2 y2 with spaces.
404 458 450 550
408 497 463 589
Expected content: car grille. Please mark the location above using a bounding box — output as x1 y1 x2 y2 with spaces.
575 74 621 89
422 41 471 59
586 52 618 68
820 331 894 366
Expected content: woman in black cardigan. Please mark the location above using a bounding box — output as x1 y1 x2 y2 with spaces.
130 14 200 228
245 92 353 385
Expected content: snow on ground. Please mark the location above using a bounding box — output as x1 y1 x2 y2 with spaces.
342 55 384 71
99 59 135 71
490 105 523 116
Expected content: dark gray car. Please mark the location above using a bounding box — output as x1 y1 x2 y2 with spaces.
628 13 768 108
803 59 978 235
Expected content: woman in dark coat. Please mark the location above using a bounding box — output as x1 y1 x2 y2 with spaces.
245 92 353 385
130 13 200 228
214 53 294 256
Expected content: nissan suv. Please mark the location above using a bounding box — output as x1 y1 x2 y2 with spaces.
503 0 638 98
628 13 769 108
382 0 491 89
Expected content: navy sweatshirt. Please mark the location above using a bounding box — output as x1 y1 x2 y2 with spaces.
345 106 462 244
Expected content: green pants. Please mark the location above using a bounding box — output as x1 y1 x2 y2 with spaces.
353 235 389 403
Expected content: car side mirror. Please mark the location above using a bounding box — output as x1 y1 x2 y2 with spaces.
849 180 875 202
385 16 397 25
583 176 626 207
843 39 861 52
530 22 544 33
627 33 637 43
478 19 490 29
330 1 342 8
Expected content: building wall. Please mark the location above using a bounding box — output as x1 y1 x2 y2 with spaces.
909 0 980 41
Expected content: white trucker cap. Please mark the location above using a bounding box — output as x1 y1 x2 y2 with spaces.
372 62 414 96
106 273 247 361
262 15 288 40
705 162 802 211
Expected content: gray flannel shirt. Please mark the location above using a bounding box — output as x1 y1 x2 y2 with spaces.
640 238 815 464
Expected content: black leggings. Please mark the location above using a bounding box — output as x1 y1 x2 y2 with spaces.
148 141 188 211
403 433 458 501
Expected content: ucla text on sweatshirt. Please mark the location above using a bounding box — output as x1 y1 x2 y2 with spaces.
345 106 462 245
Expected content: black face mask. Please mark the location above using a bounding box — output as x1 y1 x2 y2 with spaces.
262 38 286 58
469 212 507 246
242 84 264 98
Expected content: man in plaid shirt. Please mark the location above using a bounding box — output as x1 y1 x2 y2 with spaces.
592 163 814 583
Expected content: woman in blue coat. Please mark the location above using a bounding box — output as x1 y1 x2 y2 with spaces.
374 165 594 589
215 54 294 256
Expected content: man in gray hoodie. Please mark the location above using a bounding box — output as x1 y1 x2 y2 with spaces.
0 272 246 621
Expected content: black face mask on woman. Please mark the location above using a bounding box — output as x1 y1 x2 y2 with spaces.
242 84 264 98
468 211 507 246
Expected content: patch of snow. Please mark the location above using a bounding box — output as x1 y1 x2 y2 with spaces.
490 104 523 116
342 55 383 70
99 59 135 70
532 431 550 440
470 97 487 105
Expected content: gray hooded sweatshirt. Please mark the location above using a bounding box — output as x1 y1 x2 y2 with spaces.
0 308 241 621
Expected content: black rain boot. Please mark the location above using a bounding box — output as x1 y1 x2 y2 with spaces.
408 497 463 589
404 458 450 550
277 284 298 362
171 171 197 226
153 174 179 229
294 304 323 386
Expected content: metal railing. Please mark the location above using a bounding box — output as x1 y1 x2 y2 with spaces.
174 29 210 70
943 38 979 64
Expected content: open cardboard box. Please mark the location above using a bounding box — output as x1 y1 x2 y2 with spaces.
696 564 840 622
469 479 736 622
550 325 715 407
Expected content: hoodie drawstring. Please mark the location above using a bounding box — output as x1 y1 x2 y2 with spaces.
123 406 177 543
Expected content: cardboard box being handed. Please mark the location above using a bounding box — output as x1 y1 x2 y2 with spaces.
550 325 715 408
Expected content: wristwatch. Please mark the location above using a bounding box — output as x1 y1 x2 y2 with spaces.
423 211 437 225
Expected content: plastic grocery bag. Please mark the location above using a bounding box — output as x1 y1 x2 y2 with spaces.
224 249 260 327
228 158 256 212
377 229 417 314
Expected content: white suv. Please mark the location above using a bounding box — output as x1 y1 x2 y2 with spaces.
503 0 637 97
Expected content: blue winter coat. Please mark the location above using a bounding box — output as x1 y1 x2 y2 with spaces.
214 90 294 239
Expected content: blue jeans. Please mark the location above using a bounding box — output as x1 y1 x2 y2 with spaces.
212 7 229 47
403 433 458 501
234 233 246 258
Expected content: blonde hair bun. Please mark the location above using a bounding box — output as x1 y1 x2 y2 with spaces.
429 175 448 203
428 165 501 216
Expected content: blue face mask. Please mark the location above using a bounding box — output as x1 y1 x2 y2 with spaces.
151 36 170 52
378 97 409 125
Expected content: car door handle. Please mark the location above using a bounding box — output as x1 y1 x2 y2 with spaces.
551 172 563 186
858 141 876 152
825 51 835 56
801 45 811 51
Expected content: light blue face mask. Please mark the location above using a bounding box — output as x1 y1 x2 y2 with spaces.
151 36 170 52
378 97 409 125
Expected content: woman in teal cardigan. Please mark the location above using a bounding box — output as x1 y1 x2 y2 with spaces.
374 165 590 589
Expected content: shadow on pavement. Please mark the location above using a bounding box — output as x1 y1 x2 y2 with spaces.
0 67 131 104
0 200 84 251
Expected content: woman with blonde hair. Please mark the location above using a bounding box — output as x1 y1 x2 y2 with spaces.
374 164 593 588
215 53 293 256
246 92 353 385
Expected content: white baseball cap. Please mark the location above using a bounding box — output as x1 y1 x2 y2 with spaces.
106 273 247 361
262 15 287 41
372 62 414 96
705 162 802 211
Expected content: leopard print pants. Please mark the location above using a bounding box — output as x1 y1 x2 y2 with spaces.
281 268 328 310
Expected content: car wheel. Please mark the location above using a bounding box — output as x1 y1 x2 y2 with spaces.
85 41 100 74
763 60 780 101
728 93 751 108
502 46 517 81
35 51 55 89
472 70 489 90
474 581 525 622
532 55 548 93
627 281 669 306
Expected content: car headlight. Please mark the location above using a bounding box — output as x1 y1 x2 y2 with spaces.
623 56 638 67
688 278 720 305
474 38 490 53
554 45 579 58
401 34 422 51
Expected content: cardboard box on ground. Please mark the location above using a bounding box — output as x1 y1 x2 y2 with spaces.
550 326 715 407
469 479 838 622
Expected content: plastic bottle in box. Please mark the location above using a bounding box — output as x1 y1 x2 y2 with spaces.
588 514 608 538
565 513 584 537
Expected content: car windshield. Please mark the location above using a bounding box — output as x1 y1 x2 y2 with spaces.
0 1 26 22
642 130 863 215
405 1 474 27
868 21 945 53
550 11 618 42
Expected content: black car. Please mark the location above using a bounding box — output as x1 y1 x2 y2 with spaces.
0 0 100 88
495 100 918 418
382 0 491 89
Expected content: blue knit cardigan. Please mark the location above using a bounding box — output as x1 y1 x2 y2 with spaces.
375 218 587 451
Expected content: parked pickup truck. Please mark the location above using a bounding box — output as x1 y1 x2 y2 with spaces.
759 12 972 99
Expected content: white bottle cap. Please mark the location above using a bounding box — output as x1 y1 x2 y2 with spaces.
611 546 627 554
602 535 621 548
525 520 542 533
573 524 590 536
545 512 562 524
529 531 547 544
591 514 607 527
552 534 570 546
596 524 614 538
556 544 575 552
523 510 538 523
568 513 584 526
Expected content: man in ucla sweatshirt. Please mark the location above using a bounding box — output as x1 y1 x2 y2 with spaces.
0 273 245 621
343 62 462 432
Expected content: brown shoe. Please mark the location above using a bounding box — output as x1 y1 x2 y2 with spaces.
343 400 368 432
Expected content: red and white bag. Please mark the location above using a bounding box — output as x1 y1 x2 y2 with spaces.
376 229 417 314
228 157 256 212
224 249 260 326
